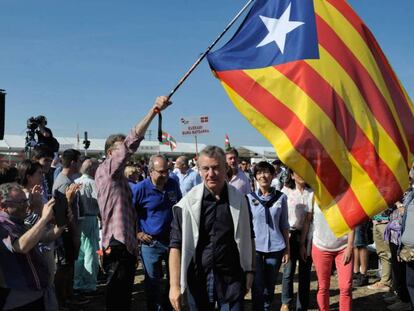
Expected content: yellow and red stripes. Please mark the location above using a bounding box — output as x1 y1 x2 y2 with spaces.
213 0 413 235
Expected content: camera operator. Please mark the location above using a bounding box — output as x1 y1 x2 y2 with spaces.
27 116 60 154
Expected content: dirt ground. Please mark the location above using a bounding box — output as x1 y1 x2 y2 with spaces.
78 264 390 311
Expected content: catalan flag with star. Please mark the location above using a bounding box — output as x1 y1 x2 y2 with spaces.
207 0 414 236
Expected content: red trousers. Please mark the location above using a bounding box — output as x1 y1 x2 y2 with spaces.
312 245 353 311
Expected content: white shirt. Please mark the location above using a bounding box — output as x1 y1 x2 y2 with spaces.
281 186 313 230
312 203 348 251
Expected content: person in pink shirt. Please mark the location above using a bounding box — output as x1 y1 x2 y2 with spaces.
95 96 170 311
225 148 252 195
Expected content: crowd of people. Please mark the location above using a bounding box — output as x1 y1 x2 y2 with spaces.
0 96 414 311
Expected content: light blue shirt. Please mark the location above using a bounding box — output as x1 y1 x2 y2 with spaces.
174 168 201 195
247 189 289 253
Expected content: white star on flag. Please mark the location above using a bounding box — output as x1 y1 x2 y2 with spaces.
256 3 304 54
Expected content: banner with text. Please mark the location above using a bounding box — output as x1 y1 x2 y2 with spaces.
180 116 210 136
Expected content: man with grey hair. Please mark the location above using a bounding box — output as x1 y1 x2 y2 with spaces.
74 158 100 295
174 155 201 195
0 183 62 310
132 154 182 310
169 146 255 311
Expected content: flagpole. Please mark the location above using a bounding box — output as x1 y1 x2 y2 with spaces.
157 0 255 142
195 135 199 158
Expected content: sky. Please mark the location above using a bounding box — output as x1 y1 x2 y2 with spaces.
0 0 413 147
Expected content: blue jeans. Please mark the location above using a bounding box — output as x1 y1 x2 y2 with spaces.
281 231 312 310
252 250 284 311
140 240 170 311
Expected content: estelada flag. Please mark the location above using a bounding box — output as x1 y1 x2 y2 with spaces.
207 0 414 236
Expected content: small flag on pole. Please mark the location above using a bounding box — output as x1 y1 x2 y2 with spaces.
224 133 231 151
160 131 177 151
207 0 414 236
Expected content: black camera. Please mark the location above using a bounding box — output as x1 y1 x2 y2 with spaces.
26 115 47 131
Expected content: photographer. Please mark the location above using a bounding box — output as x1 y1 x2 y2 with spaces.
27 116 60 154
0 183 64 310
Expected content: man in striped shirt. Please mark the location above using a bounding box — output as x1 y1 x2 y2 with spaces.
95 96 170 311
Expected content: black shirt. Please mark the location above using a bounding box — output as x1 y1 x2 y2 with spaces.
170 185 253 304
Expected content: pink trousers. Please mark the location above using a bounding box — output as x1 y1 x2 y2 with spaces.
312 245 353 311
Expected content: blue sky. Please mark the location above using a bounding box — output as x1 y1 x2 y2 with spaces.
1 0 413 147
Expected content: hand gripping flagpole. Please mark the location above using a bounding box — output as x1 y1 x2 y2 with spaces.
157 0 255 142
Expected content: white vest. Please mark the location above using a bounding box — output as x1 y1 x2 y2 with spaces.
174 183 254 293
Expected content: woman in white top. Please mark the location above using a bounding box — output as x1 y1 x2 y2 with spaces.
281 170 313 311
312 203 354 311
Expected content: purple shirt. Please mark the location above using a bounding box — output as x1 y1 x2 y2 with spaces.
95 129 143 255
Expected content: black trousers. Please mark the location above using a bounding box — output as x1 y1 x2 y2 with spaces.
105 245 137 311
8 297 44 311
389 242 410 302
406 261 414 308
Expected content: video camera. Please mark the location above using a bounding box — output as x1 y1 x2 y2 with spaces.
25 115 60 156
26 115 47 131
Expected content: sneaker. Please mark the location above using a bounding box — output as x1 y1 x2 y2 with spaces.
353 272 361 280
354 274 369 287
386 301 412 311
367 282 391 292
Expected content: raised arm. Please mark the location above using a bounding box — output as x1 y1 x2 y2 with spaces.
104 96 172 178
13 199 55 254
133 96 171 138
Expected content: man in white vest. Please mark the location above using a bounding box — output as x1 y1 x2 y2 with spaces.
169 146 255 311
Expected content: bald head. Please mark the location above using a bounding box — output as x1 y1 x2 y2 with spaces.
80 158 99 178
175 156 189 174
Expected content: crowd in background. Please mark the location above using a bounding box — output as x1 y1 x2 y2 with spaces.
0 97 414 311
